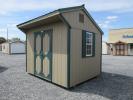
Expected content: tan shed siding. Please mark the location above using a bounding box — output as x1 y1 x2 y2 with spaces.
70 29 101 87
62 9 101 87
109 29 133 43
52 22 68 87
27 22 68 87
27 33 34 74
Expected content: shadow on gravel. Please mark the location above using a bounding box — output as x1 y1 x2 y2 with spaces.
71 72 133 100
0 66 8 73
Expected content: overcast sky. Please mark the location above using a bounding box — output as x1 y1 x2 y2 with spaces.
0 0 133 41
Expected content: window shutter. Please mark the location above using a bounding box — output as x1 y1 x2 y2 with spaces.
82 30 86 57
92 33 95 56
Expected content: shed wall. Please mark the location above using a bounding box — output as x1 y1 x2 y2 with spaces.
27 22 68 87
62 10 102 87
102 42 108 54
2 43 10 54
11 43 25 54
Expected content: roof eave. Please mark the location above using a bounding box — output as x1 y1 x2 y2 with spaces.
17 11 60 29
17 5 85 30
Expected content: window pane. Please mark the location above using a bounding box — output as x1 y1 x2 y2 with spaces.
86 39 92 44
86 49 91 55
86 45 91 50
86 32 92 38
86 44 92 55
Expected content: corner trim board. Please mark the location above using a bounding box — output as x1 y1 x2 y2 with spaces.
59 14 71 88
26 34 27 72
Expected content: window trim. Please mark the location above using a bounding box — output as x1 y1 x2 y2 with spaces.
82 30 95 58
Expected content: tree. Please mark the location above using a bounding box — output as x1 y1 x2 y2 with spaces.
0 37 6 44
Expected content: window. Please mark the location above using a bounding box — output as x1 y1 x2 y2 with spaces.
86 32 93 56
79 13 84 23
82 30 95 57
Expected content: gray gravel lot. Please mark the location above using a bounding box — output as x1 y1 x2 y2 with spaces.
0 53 133 100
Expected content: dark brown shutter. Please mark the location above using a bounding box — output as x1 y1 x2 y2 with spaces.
82 30 86 57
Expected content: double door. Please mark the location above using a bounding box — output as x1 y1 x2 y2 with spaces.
34 30 52 81
115 44 125 56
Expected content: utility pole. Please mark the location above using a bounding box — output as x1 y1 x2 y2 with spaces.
7 28 8 42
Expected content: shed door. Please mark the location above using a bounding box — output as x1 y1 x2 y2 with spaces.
34 30 52 81
115 44 125 56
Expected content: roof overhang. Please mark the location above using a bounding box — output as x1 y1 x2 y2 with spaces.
17 11 60 32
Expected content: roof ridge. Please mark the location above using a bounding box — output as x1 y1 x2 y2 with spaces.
57 4 84 11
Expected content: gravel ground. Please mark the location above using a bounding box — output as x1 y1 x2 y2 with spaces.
0 53 133 100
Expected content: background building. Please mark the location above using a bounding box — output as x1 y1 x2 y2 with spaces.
102 41 109 55
2 41 25 54
0 37 6 51
108 28 133 56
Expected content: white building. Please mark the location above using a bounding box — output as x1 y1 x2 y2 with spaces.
2 41 25 54
102 41 108 55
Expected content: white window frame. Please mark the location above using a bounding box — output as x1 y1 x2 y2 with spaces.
86 32 93 56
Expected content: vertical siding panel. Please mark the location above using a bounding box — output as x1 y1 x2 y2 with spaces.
75 32 78 84
70 29 78 85
54 26 59 84
58 26 61 85
53 27 57 84
77 31 80 83
52 22 67 87
61 28 64 85
27 33 34 74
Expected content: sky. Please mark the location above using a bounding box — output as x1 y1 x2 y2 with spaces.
0 0 133 41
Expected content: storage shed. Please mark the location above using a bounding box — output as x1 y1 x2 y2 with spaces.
17 5 103 88
2 41 25 54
